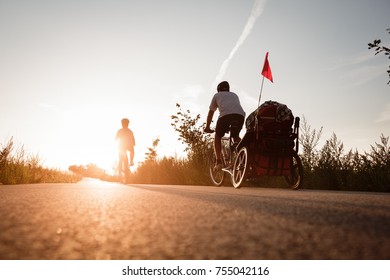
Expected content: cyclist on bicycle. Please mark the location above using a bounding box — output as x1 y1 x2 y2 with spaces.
204 81 245 170
116 118 136 176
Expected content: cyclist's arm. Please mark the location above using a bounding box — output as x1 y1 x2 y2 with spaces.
204 110 215 133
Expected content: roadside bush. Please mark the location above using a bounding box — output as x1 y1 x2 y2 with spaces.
170 103 213 173
0 138 82 185
299 122 390 192
128 133 211 185
130 156 189 185
361 134 390 192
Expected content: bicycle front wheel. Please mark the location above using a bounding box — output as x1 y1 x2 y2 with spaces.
208 151 225 186
232 147 248 188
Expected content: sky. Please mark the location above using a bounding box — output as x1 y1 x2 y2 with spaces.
1 0 389 173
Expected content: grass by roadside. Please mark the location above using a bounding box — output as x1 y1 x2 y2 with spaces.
0 138 82 185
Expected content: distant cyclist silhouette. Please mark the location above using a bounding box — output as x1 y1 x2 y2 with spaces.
116 118 135 177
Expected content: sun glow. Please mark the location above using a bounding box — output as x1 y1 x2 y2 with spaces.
36 105 121 173
38 101 183 174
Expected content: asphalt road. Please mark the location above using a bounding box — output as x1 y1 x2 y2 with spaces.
0 178 389 260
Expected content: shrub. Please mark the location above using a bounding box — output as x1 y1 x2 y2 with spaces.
170 103 213 170
299 124 389 192
0 138 81 185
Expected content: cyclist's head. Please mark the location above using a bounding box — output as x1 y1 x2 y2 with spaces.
217 81 230 92
121 118 130 128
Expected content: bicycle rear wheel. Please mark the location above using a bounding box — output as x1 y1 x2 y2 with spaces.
284 152 303 190
208 151 225 186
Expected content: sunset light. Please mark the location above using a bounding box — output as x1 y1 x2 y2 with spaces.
1 0 389 173
1 0 389 273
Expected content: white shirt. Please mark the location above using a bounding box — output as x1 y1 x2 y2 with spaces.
116 128 135 151
209 91 246 118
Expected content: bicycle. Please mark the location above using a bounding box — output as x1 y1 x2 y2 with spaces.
206 121 240 186
205 101 303 190
118 154 132 183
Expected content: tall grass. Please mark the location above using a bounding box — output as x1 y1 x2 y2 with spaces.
299 117 390 192
128 155 209 185
0 138 82 185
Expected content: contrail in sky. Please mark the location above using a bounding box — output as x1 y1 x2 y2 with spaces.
213 0 267 88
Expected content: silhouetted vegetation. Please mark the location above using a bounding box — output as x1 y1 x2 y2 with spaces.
144 137 160 162
68 164 109 181
171 103 213 167
0 138 82 185
368 28 390 84
299 117 389 192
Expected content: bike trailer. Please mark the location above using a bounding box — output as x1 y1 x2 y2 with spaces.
242 101 297 177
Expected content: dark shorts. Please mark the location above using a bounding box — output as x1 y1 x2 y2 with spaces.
216 114 245 138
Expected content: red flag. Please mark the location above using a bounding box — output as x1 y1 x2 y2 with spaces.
261 52 273 83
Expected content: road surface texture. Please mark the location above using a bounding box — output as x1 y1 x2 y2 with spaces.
0 178 389 259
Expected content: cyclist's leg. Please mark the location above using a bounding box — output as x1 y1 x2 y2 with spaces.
118 150 128 175
215 116 230 168
214 134 222 161
122 151 130 176
129 146 134 166
230 114 245 143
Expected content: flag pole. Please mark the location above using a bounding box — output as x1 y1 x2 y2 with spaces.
258 76 265 108
259 51 272 107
